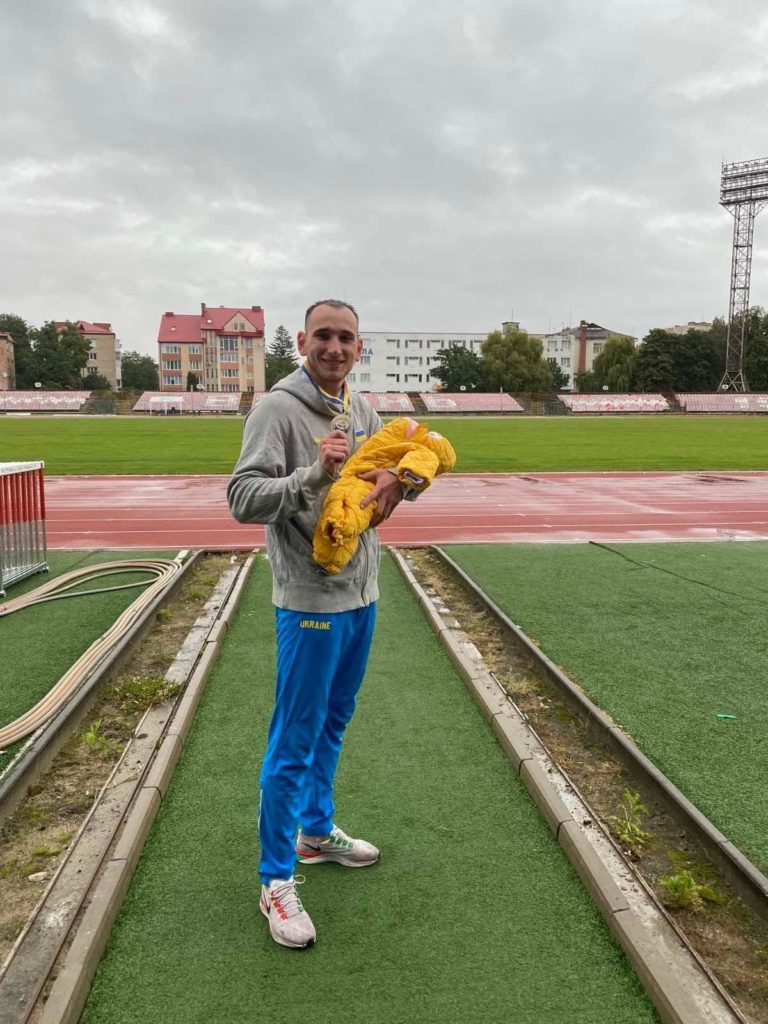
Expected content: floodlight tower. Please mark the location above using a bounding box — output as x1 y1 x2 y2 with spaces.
719 157 768 391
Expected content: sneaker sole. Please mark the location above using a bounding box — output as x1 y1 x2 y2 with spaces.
259 898 316 949
296 851 380 867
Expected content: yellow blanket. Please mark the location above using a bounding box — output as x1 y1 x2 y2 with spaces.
313 417 456 574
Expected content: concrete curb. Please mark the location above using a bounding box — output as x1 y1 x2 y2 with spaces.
1 553 257 1024
391 548 744 1024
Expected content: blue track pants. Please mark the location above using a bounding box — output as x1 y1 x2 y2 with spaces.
259 603 377 884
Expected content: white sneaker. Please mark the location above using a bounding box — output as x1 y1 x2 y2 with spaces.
259 876 316 949
296 824 380 867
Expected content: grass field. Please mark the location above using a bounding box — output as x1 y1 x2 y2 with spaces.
445 541 768 876
80 556 657 1024
2 414 768 474
0 551 173 774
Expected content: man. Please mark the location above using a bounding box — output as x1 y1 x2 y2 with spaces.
227 299 407 950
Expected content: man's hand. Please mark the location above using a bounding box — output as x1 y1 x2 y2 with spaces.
358 469 405 527
319 430 350 478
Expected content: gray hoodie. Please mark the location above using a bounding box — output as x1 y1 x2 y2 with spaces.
227 367 383 612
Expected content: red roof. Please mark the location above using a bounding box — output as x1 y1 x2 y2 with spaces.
157 305 265 343
54 320 114 335
200 304 265 333
157 314 206 343
77 320 113 335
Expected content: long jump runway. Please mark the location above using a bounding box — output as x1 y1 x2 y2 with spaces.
44 470 768 548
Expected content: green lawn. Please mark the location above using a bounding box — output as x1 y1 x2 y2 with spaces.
80 556 657 1024
0 551 173 774
1 415 768 474
444 542 768 877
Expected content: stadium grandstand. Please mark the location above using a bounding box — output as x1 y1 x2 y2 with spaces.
676 392 768 413
359 392 416 413
420 392 524 413
0 391 91 413
132 391 242 414
559 394 670 413
249 392 269 408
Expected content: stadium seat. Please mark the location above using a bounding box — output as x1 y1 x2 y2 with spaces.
559 394 670 413
676 393 768 413
419 392 523 413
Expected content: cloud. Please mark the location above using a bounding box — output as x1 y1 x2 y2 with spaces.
1 0 767 352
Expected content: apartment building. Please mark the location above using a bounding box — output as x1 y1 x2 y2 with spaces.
55 320 121 388
349 331 489 392
0 333 15 390
532 320 634 390
157 303 265 393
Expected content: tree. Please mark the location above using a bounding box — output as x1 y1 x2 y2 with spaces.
635 329 677 392
186 371 200 391
30 321 89 388
674 327 722 392
744 309 768 391
481 327 553 393
547 360 570 391
590 336 638 392
121 350 159 391
84 372 112 391
0 313 37 388
429 345 490 391
266 324 298 390
58 322 91 386
574 369 597 392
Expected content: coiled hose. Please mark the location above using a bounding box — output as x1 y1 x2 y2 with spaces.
0 557 185 750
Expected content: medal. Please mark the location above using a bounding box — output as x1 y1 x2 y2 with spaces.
331 413 351 433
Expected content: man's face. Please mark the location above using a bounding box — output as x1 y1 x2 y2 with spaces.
297 304 362 395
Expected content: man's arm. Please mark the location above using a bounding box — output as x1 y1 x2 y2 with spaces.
227 403 346 525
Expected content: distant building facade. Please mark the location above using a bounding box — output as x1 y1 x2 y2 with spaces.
157 303 265 393
350 331 489 393
0 333 15 390
665 321 713 335
531 320 635 390
55 320 121 389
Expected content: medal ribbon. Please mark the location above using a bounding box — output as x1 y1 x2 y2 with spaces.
301 364 350 418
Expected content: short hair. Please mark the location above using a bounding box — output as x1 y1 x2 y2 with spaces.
304 299 359 329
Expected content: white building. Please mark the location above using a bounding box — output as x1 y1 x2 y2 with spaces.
349 331 489 393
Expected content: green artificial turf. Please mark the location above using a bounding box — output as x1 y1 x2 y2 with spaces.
2 414 768 473
81 555 657 1024
0 550 173 774
444 542 768 876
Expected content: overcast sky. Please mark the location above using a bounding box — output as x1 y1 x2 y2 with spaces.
2 0 768 356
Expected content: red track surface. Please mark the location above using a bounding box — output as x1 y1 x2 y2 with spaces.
44 472 768 549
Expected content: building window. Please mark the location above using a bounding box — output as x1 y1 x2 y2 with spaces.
86 366 98 375
220 352 239 362
163 359 181 370
222 368 239 378
189 361 202 370
163 374 181 386
593 343 603 355
360 373 370 383
386 373 400 383
88 351 98 361
348 372 356 382
386 356 400 365
189 344 202 354
222 383 239 392
161 344 181 354
220 336 239 351
561 358 571 368
360 355 371 365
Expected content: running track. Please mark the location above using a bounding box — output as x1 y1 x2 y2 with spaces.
44 472 768 549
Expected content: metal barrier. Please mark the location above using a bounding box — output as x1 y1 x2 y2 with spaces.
0 462 48 596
